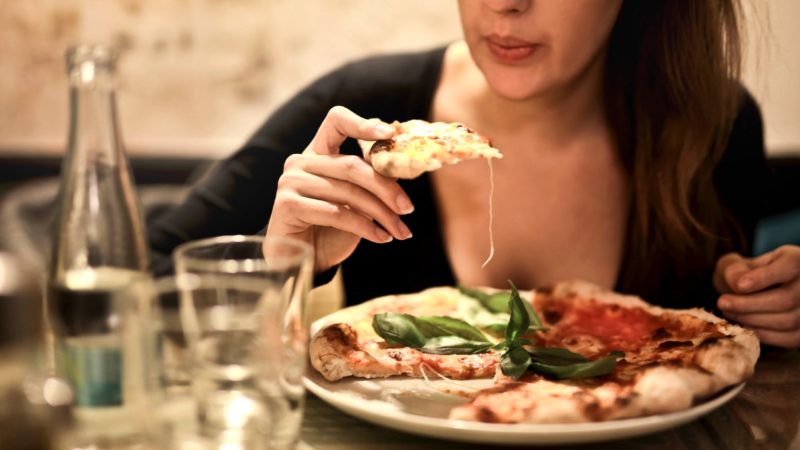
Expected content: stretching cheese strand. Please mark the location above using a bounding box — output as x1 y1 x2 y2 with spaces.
481 158 496 268
420 363 481 393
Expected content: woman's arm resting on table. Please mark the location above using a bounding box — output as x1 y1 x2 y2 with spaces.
714 245 800 348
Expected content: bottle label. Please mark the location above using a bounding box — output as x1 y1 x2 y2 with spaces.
66 343 123 407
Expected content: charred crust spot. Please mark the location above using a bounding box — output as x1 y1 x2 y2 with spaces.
476 406 500 423
543 309 563 324
387 349 404 361
657 340 693 350
651 327 671 340
537 286 555 296
572 391 602 421
370 140 394 154
658 359 688 368
615 393 635 408
607 304 621 312
698 338 720 349
323 324 358 347
458 356 477 378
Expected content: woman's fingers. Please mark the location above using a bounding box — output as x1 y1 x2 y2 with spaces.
278 169 412 240
714 246 800 295
736 246 800 293
718 282 800 314
308 106 394 155
716 246 800 349
285 153 414 215
713 252 751 294
723 308 800 332
746 327 800 349
274 191 394 244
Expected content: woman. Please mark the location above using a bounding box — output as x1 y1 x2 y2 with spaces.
150 1 800 348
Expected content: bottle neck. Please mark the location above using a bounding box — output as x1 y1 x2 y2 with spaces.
67 61 123 165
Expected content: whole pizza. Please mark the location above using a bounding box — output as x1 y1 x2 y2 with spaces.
309 280 759 424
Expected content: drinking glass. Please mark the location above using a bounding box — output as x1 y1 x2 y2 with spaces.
152 235 312 449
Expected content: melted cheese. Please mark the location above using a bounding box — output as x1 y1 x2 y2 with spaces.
481 158 496 268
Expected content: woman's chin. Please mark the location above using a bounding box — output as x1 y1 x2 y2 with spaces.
486 77 551 102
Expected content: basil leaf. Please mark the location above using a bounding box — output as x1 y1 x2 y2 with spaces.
372 312 492 355
416 316 489 343
483 323 507 336
522 294 545 330
528 347 588 365
505 281 531 344
529 354 621 379
458 286 511 313
372 313 426 347
500 345 532 380
420 336 494 355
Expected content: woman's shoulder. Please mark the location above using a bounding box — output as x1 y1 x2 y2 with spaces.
721 86 765 162
733 86 763 133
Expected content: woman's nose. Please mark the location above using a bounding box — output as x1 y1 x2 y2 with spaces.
484 0 531 15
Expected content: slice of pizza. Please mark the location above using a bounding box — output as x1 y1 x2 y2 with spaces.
358 119 503 179
309 287 507 381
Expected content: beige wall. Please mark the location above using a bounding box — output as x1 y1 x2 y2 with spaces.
741 0 800 155
0 0 462 157
0 1 796 158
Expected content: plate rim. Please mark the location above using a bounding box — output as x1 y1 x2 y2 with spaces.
303 371 744 445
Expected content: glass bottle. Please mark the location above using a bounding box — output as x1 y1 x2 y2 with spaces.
48 44 151 449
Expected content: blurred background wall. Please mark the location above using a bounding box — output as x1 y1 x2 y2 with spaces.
0 0 797 159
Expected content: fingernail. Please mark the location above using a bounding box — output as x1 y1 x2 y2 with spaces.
719 298 732 310
374 124 394 137
396 195 414 214
396 220 412 240
376 226 393 243
738 277 753 290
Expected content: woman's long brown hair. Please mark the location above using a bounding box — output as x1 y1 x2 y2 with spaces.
605 0 745 301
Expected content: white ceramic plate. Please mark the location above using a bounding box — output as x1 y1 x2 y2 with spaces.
304 371 744 445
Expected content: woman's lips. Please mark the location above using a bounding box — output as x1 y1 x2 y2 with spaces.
486 36 540 64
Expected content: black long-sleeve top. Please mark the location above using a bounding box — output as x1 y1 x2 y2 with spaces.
149 46 766 310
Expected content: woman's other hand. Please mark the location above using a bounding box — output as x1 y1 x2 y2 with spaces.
714 245 800 348
266 106 414 273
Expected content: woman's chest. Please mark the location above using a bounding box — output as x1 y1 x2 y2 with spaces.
430 147 629 291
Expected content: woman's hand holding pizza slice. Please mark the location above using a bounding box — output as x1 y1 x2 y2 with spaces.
266 106 415 273
268 105 504 273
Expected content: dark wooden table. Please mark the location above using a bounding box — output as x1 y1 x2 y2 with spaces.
297 349 800 450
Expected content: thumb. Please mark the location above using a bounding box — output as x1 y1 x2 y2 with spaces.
713 252 752 294
308 106 394 155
